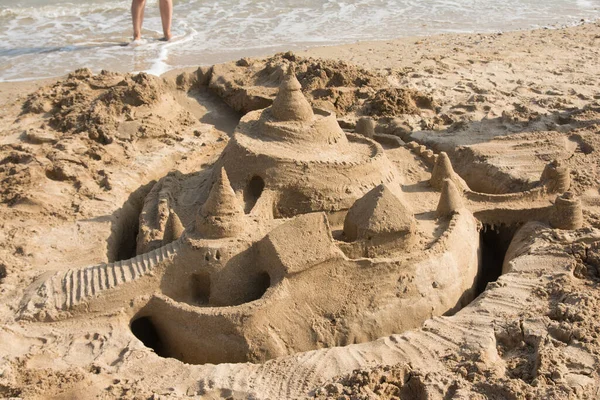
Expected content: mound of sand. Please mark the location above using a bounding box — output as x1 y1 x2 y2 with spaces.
0 69 210 213
23 68 195 144
202 52 434 119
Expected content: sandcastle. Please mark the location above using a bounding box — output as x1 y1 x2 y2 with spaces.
19 66 582 372
19 68 480 364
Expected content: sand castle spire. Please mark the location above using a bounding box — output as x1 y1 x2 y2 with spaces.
271 65 314 122
163 209 185 243
195 168 245 238
430 152 459 190
436 179 463 217
344 184 415 242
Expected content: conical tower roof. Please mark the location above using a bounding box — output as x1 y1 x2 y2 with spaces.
163 209 185 243
344 184 415 241
271 66 314 122
430 152 458 190
436 179 463 217
195 168 245 238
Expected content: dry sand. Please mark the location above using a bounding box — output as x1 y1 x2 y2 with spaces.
1 22 600 399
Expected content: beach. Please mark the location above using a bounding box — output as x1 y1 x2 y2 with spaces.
1 0 599 80
1 10 600 400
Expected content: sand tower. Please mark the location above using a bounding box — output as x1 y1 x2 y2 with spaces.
194 168 246 238
271 66 314 122
343 184 416 256
430 152 462 190
212 67 398 217
541 159 571 194
550 192 583 230
163 209 185 243
436 179 464 217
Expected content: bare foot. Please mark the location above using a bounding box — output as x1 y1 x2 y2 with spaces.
130 38 146 47
160 33 172 41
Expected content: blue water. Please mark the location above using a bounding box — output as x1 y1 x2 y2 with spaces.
0 0 598 81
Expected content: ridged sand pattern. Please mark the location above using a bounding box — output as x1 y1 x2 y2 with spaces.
36 241 180 312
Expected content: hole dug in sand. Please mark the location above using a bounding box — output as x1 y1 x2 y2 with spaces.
476 223 518 294
130 316 167 358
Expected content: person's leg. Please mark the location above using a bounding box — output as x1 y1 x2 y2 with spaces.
131 0 147 40
159 0 173 40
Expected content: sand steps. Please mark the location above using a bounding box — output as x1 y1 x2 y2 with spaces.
39 241 180 312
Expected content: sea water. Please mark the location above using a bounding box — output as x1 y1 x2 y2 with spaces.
0 0 598 81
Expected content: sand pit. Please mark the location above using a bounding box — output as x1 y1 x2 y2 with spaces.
1 23 600 399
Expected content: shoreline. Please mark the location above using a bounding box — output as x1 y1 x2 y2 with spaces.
1 18 599 84
5 20 594 121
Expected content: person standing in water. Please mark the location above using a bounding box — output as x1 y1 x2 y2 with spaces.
131 0 172 41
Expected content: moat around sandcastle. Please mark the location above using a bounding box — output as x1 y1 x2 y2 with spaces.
19 66 582 368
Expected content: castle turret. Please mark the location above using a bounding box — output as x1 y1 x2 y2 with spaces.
436 179 463 217
541 160 571 194
271 67 314 122
211 63 397 216
195 168 245 238
430 152 460 190
343 185 416 255
550 192 583 230
163 209 185 243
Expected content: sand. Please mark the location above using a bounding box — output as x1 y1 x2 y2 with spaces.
1 21 600 399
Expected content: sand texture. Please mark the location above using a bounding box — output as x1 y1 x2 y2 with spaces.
1 22 600 399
